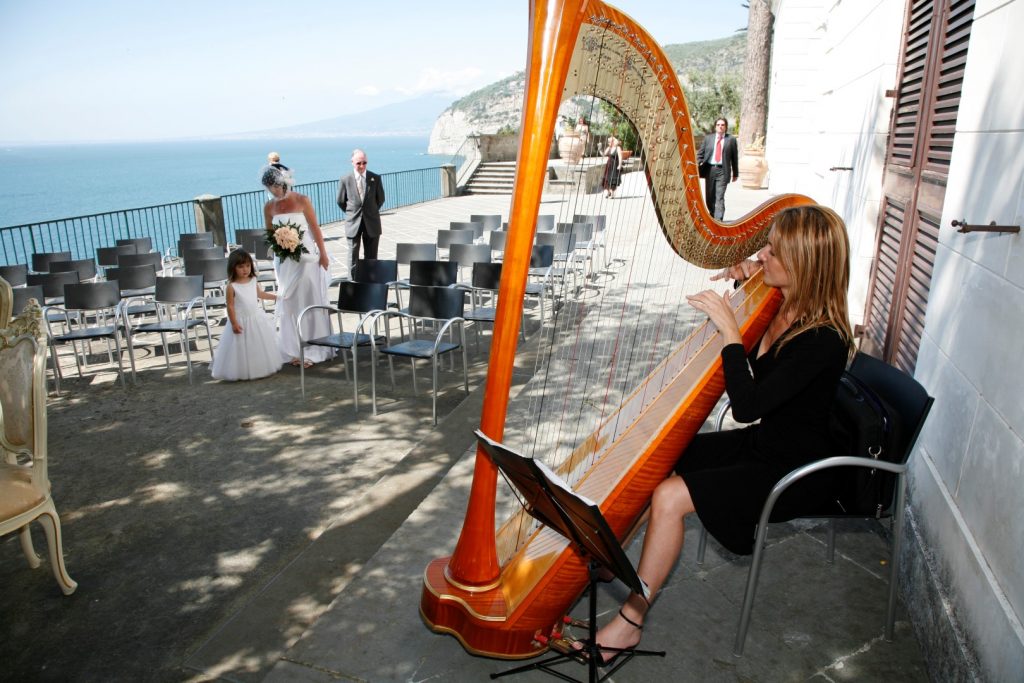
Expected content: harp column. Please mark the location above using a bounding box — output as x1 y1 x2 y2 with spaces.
419 0 590 650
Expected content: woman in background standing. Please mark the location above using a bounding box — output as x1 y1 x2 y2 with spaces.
601 135 623 198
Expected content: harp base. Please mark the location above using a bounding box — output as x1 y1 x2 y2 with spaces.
421 557 549 659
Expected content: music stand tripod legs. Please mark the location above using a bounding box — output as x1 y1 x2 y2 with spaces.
491 560 665 682
477 431 665 682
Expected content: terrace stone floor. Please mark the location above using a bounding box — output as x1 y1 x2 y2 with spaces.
1 172 932 682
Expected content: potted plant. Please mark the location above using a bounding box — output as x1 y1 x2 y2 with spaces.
557 115 584 164
738 135 768 188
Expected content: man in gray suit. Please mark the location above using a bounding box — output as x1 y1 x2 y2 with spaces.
337 148 386 268
696 117 739 220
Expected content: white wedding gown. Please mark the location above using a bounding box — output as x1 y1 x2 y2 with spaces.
272 212 335 363
210 278 282 381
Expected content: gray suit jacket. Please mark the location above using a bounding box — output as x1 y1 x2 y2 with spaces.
336 171 385 239
697 132 739 183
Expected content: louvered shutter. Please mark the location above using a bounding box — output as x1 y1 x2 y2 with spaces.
863 0 975 372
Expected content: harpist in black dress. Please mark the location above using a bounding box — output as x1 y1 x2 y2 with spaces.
676 325 848 555
585 204 856 662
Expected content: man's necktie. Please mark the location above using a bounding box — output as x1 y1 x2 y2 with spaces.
714 135 723 164
357 174 365 200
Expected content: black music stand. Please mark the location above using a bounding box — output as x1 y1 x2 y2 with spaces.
477 430 665 682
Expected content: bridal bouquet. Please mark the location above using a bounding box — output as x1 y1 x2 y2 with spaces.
265 221 309 262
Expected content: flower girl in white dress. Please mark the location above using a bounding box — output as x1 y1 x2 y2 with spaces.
210 249 283 381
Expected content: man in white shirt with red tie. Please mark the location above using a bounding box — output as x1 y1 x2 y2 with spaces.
337 148 386 269
697 117 739 220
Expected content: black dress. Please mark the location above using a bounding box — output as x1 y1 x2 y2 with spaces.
675 325 848 555
601 148 622 191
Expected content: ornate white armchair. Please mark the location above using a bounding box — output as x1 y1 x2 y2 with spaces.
0 276 77 594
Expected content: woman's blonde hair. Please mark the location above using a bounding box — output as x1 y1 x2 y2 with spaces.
770 205 854 352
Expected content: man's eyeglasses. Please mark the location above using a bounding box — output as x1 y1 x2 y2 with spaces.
355 161 367 166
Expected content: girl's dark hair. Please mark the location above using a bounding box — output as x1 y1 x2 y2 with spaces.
226 249 255 282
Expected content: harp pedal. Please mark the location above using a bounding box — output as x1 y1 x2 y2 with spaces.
562 615 590 629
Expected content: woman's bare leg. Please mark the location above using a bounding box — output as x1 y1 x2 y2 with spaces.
589 474 695 658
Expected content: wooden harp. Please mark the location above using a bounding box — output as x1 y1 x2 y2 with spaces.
420 0 813 658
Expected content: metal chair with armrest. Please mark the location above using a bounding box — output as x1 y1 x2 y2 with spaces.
696 351 934 656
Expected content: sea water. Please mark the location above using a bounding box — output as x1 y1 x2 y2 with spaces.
0 136 445 228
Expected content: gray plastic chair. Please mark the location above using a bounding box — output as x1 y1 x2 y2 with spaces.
436 229 475 259
46 280 134 391
122 275 213 384
185 257 230 314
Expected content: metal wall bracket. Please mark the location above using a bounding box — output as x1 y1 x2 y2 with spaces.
951 220 1021 235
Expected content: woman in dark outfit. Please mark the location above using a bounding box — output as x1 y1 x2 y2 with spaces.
587 204 855 661
601 135 623 197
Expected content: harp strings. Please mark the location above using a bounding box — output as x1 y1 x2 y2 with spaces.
493 15 725 560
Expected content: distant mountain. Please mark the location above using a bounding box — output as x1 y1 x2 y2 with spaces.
428 34 746 154
219 93 458 139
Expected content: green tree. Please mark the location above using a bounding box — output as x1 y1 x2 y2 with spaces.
685 71 741 135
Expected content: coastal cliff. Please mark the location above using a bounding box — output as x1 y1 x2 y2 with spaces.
427 34 745 155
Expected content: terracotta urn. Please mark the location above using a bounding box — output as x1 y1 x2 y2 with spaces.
558 133 584 164
738 148 768 188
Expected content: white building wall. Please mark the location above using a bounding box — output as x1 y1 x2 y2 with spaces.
770 0 1024 678
910 0 1024 678
766 0 904 325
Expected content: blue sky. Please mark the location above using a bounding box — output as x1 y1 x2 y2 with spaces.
0 1 749 143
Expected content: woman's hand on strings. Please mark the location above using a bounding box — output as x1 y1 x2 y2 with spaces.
687 289 742 346
710 259 760 283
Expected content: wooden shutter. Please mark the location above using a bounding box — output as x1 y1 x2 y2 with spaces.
862 0 975 373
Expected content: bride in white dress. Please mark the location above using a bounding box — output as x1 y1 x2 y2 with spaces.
261 166 335 366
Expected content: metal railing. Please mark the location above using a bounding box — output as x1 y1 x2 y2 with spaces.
1 167 447 266
448 137 478 186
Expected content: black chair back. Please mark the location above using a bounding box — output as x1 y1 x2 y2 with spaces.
154 275 204 304
573 214 606 232
50 258 97 281
0 263 28 287
241 235 272 260
116 237 153 252
181 245 222 264
847 352 933 463
449 244 491 270
436 229 475 249
63 281 120 311
336 281 389 313
396 242 437 264
408 285 465 319
530 245 555 268
12 285 44 315
232 229 264 247
185 257 230 284
97 245 137 267
471 262 502 290
107 264 158 293
469 214 502 231
118 252 164 270
489 231 508 252
409 260 458 286
31 251 72 273
27 271 79 299
352 259 398 284
449 221 484 239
